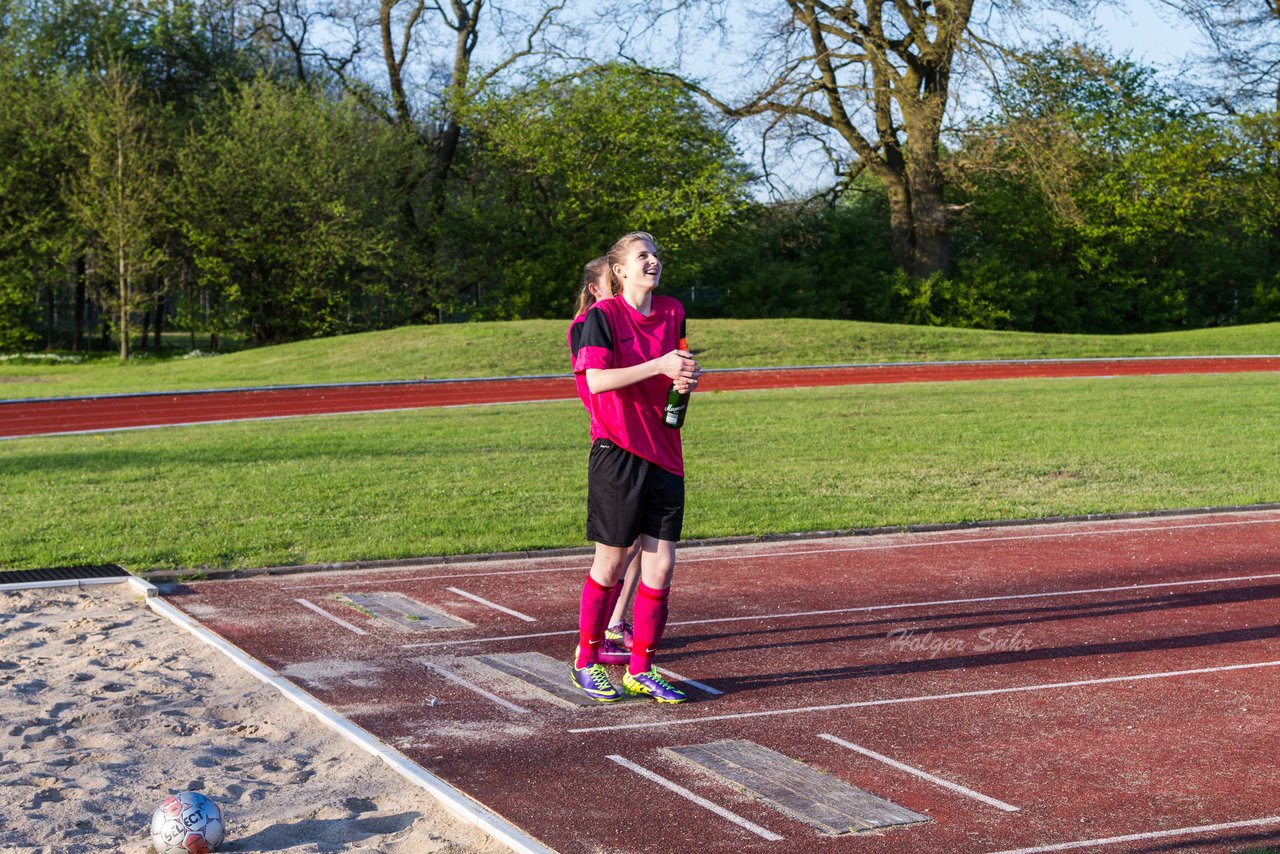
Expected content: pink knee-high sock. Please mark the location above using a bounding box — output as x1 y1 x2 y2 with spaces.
576 575 613 668
628 582 670 675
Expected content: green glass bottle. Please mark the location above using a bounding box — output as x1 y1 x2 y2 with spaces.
662 337 690 430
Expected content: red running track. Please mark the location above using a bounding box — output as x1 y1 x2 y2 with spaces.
3 356 1280 439
164 509 1280 854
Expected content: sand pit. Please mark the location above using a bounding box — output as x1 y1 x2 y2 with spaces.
0 584 510 853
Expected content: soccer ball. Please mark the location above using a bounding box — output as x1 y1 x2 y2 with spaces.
149 792 225 854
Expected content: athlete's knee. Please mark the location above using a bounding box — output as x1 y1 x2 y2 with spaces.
591 544 632 585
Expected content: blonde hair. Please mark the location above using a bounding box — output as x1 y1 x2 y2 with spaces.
573 256 610 317
606 231 658 293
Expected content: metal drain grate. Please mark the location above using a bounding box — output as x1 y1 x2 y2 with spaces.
0 564 128 586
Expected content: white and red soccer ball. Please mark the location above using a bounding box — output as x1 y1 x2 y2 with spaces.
149 792 225 854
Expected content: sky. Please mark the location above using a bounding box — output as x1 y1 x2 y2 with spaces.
1070 0 1203 70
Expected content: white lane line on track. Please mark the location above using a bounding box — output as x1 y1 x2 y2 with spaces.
446 587 537 622
567 658 1280 734
657 666 724 696
987 815 1280 853
680 517 1280 566
397 569 1280 650
284 564 583 591
294 598 368 636
281 515 1280 591
418 661 530 714
606 755 784 842
816 733 1019 812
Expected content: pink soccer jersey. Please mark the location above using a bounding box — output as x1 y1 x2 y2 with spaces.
573 295 686 477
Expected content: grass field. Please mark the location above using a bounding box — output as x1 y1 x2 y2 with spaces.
2 318 1278 399
2 371 1277 573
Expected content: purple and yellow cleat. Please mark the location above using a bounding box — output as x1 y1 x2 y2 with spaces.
622 668 687 704
605 620 633 650
571 657 622 703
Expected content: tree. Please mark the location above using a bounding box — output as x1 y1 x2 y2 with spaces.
175 75 426 343
449 63 752 317
0 55 79 351
953 44 1259 331
1156 0 1280 113
1157 0 1280 300
615 0 980 279
236 1 570 312
68 61 168 360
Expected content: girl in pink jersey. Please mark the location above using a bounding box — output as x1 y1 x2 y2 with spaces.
567 257 641 666
570 232 699 704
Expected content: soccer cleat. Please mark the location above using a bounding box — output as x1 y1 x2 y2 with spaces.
571 660 622 703
604 621 633 650
622 668 687 704
597 638 630 666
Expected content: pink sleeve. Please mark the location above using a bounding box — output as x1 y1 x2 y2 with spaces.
574 345 612 373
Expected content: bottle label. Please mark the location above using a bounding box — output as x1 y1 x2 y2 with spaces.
663 403 685 425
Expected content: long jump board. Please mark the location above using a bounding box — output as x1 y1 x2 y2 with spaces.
338 591 471 631
470 651 648 708
664 739 929 835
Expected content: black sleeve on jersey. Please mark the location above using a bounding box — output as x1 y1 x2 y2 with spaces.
579 306 614 353
569 322 585 359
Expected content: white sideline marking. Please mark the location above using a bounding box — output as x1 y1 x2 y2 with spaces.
816 733 1019 812
284 514 1280 592
987 814 1280 853
145 595 554 853
657 666 724 696
447 587 536 622
419 661 530 714
568 658 1280 734
295 598 368 635
666 569 1280 632
684 517 1280 567
606 755 784 842
399 568 1280 650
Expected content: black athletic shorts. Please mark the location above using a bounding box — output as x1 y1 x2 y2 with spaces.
586 438 684 547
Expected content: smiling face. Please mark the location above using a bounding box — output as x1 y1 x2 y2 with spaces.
612 237 662 294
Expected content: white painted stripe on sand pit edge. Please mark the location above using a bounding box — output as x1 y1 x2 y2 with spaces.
447 587 537 622
817 733 1019 812
295 598 369 635
606 755 784 842
144 591 555 854
418 661 530 714
568 658 1280 734
987 814 1280 853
